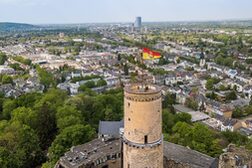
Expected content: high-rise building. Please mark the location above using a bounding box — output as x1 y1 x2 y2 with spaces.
123 84 163 168
134 17 142 28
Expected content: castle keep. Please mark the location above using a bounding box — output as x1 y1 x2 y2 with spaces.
123 84 163 168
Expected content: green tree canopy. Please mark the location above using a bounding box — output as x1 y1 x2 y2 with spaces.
47 124 95 162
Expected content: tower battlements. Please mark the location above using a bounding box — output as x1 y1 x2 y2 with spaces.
124 84 161 102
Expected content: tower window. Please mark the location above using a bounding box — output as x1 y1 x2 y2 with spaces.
144 135 148 144
128 118 131 121
128 164 130 168
128 102 130 107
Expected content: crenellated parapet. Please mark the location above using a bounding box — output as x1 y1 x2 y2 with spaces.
124 84 162 102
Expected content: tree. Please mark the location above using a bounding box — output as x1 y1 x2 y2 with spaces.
97 79 107 87
117 54 121 61
170 122 192 146
174 113 192 124
158 57 168 65
162 109 175 133
56 105 82 130
104 106 114 121
222 131 248 146
244 105 252 116
34 89 67 149
13 56 31 66
84 81 96 88
206 78 220 90
9 63 23 71
11 107 37 129
163 93 176 108
232 108 243 118
1 75 13 84
185 98 198 110
2 99 17 120
48 124 95 162
0 52 7 65
36 66 55 91
0 123 44 168
225 91 237 100
16 92 42 108
206 91 217 100
123 64 129 76
206 79 214 90
169 121 223 157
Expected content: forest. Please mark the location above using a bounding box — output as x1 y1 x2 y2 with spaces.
0 87 252 167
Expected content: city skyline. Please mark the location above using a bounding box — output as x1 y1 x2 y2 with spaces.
0 0 252 24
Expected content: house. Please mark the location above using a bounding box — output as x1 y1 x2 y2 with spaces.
0 84 14 96
173 104 193 113
165 73 176 86
105 76 120 87
215 114 243 132
71 71 82 78
243 85 252 99
207 62 225 72
98 120 124 141
210 70 225 79
235 73 252 85
0 65 15 75
153 75 166 85
169 86 182 95
245 120 252 129
173 104 210 122
5 89 22 98
176 92 186 105
195 94 207 111
230 79 246 93
239 127 252 138
187 111 210 123
69 83 79 95
206 100 233 118
230 99 250 108
226 69 238 79
202 118 221 130
57 82 80 95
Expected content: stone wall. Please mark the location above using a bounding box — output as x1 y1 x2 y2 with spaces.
163 157 190 168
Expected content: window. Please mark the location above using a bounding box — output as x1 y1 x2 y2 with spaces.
128 164 130 168
128 118 131 121
144 135 148 144
128 102 130 107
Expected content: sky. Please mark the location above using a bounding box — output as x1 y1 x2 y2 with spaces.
0 0 252 24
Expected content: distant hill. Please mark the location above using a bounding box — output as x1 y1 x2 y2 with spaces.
0 22 38 32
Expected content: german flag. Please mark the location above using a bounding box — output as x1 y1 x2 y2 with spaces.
153 51 161 59
142 48 151 60
142 48 161 60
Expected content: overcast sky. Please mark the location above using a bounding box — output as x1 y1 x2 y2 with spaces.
0 0 252 24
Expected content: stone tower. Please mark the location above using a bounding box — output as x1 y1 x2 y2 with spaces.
123 84 163 168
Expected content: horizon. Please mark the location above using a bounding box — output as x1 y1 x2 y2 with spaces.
2 18 252 26
1 0 252 24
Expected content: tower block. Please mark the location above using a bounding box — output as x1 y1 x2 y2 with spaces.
123 84 163 168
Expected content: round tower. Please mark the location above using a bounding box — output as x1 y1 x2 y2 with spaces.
123 84 163 168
